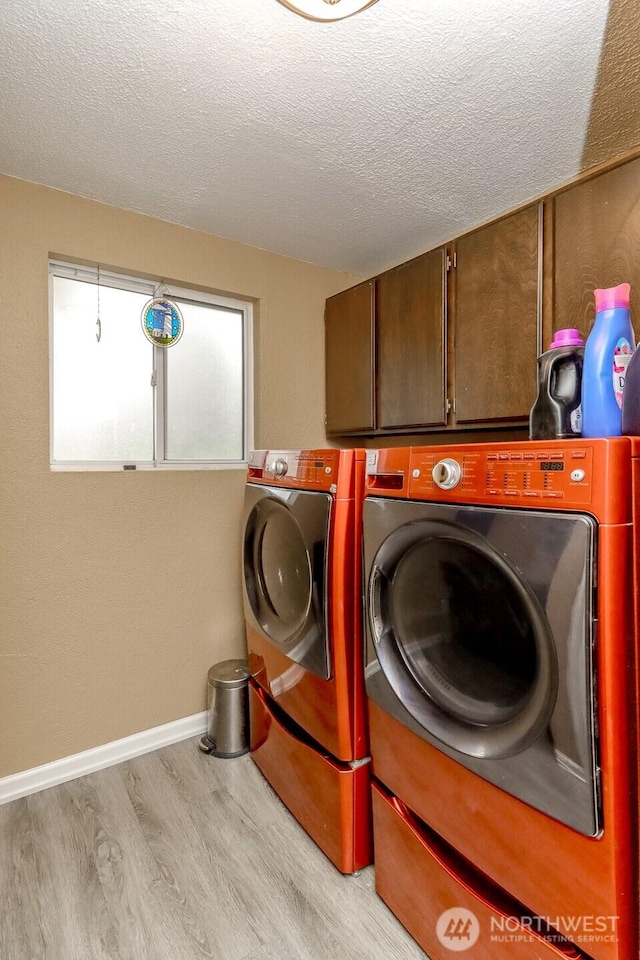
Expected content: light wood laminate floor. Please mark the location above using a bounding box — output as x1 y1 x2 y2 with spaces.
0 738 430 960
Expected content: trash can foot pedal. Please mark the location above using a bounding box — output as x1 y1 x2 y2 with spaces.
198 734 249 759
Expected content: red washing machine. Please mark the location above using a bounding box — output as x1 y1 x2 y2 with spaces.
242 448 371 873
363 439 638 960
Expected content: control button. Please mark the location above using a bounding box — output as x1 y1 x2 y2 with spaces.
546 491 564 498
510 453 523 460
324 466 332 474
412 469 421 479
571 469 586 482
487 454 498 461
523 491 540 497
504 490 519 496
498 453 509 460
536 453 549 460
270 457 288 478
571 451 587 459
487 489 500 495
432 458 462 489
549 452 564 460
523 452 536 460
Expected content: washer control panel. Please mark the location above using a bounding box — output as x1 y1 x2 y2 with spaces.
409 445 595 505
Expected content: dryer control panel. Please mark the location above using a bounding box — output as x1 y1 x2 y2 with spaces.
247 449 346 492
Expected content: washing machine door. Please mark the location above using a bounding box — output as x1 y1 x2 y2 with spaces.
364 497 599 836
243 483 332 679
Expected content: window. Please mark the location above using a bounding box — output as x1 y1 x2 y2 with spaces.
49 261 253 470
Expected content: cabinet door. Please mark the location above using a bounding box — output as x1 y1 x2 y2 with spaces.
376 248 447 429
454 204 540 424
325 281 375 434
554 156 640 336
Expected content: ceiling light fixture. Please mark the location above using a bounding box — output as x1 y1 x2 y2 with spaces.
276 0 379 22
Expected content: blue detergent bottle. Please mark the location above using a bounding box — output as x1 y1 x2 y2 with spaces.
581 283 635 438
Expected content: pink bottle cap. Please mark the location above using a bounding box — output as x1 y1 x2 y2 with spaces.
549 328 585 348
594 283 631 312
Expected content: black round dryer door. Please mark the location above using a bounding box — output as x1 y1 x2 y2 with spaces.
369 519 558 759
243 485 332 679
251 498 312 643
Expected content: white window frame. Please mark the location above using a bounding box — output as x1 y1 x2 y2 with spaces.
49 260 253 471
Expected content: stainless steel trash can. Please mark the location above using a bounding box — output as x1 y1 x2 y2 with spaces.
199 659 250 758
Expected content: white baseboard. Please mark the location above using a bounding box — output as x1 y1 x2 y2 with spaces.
0 711 208 806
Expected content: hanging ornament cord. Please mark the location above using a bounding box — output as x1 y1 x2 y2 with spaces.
155 279 170 300
95 265 102 343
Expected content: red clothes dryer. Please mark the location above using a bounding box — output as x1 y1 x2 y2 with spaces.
243 448 371 873
363 439 638 960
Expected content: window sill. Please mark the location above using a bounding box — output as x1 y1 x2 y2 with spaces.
50 461 249 472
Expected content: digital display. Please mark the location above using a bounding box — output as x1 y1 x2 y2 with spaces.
541 461 565 471
315 461 324 467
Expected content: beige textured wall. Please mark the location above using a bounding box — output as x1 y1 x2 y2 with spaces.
581 0 640 169
0 175 359 779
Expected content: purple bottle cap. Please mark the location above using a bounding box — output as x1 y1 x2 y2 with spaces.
549 328 585 349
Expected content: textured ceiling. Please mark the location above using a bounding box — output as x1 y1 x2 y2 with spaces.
0 0 613 275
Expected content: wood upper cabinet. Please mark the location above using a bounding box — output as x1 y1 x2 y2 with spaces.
376 248 447 429
324 155 640 437
453 204 541 424
554 156 640 337
325 281 375 433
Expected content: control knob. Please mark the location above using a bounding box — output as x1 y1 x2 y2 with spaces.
269 457 288 478
432 457 462 490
